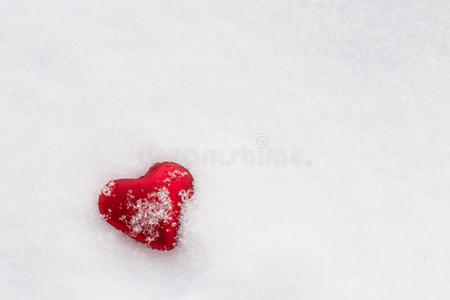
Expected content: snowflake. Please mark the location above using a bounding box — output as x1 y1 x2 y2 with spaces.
163 170 188 184
178 188 194 203
122 186 173 243
101 180 115 197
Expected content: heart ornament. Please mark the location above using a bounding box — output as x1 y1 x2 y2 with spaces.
98 162 194 250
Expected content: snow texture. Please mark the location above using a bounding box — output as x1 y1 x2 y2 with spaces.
1 1 450 299
125 186 173 242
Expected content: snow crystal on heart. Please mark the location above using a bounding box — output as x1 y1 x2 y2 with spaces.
126 189 135 200
164 170 188 184
123 186 173 243
101 180 115 197
178 189 194 203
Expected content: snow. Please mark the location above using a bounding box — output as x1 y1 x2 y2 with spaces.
101 180 116 197
125 186 173 241
164 170 189 184
1 0 450 299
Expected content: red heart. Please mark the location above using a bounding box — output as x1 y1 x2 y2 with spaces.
98 162 194 251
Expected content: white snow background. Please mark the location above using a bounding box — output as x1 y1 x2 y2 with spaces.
1 1 449 299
